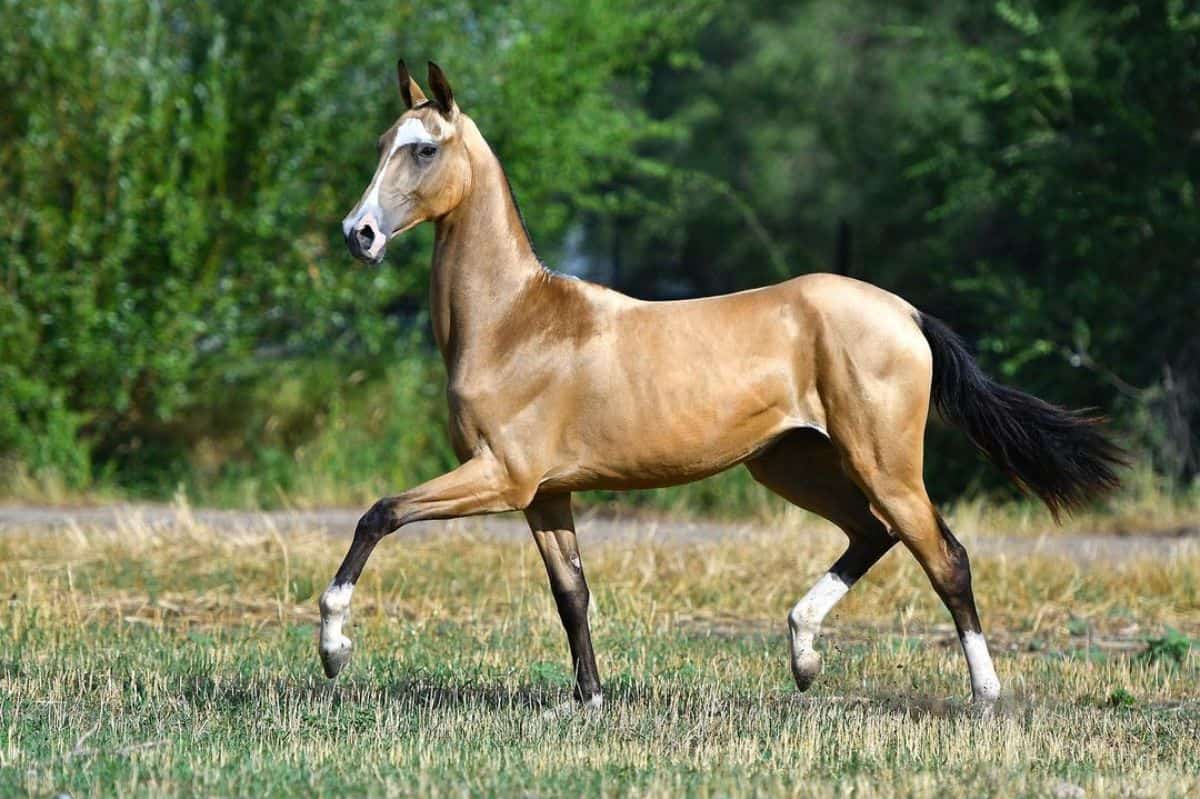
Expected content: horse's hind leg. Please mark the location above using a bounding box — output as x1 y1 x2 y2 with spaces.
830 411 1002 704
858 478 999 703
746 430 897 692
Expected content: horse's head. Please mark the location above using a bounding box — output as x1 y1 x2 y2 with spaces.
342 61 469 263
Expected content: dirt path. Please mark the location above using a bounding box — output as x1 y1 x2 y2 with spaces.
0 503 748 543
1 503 1196 561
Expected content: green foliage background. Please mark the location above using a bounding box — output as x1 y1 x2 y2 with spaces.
1 0 1196 511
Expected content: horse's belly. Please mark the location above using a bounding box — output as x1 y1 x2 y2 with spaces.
540 379 808 492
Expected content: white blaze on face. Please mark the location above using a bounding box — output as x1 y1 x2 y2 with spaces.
342 117 438 257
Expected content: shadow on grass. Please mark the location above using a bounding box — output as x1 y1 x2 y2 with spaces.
173 672 568 713
164 667 1013 723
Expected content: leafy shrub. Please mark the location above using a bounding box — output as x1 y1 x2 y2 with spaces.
1137 628 1191 668
0 0 706 503
1105 687 1136 709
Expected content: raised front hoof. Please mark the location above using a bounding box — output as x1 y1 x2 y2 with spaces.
320 637 353 679
791 651 823 692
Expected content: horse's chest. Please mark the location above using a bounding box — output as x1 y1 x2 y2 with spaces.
444 378 528 453
445 384 488 459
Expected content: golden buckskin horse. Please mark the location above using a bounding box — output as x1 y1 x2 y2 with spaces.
319 61 1123 706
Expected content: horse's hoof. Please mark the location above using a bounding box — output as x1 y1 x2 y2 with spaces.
541 694 603 720
967 696 998 718
791 651 822 692
970 686 1000 711
320 636 353 679
541 700 575 720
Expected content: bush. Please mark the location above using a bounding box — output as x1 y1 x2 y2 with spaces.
0 0 707 504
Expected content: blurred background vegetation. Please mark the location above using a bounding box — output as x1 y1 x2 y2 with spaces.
1 0 1197 514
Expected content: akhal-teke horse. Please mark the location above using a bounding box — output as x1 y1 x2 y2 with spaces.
320 61 1124 707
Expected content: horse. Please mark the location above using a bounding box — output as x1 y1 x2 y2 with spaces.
319 60 1123 707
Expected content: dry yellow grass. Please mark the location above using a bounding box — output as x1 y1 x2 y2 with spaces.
1 507 1197 796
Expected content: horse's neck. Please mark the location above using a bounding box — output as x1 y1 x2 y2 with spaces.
430 125 542 364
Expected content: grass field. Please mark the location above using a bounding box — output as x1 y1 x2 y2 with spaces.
2 505 1198 797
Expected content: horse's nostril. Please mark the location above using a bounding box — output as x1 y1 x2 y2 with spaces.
357 225 376 246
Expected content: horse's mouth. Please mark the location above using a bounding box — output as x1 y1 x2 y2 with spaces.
391 218 423 238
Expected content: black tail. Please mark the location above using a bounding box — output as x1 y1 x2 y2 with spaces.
917 313 1125 517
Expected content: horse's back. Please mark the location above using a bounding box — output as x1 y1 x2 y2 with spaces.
787 273 931 373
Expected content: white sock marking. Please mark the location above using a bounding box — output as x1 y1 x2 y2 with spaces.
961 630 1001 702
319 582 354 654
789 572 850 656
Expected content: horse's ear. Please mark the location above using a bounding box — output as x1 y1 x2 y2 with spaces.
397 59 427 109
427 61 456 117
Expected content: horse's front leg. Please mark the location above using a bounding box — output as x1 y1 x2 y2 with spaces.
318 456 526 678
525 493 602 709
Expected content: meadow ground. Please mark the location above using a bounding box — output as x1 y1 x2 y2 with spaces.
1 502 1197 797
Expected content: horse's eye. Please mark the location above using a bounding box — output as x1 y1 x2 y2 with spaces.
415 144 439 160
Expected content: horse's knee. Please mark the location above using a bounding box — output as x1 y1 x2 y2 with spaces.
356 499 395 539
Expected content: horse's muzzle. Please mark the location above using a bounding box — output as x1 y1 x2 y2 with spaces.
344 214 386 263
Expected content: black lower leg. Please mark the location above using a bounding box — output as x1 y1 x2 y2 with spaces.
933 515 983 636
551 582 602 703
829 531 896 584
525 496 601 705
332 515 386 586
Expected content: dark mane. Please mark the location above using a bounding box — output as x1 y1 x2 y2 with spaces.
486 140 546 269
